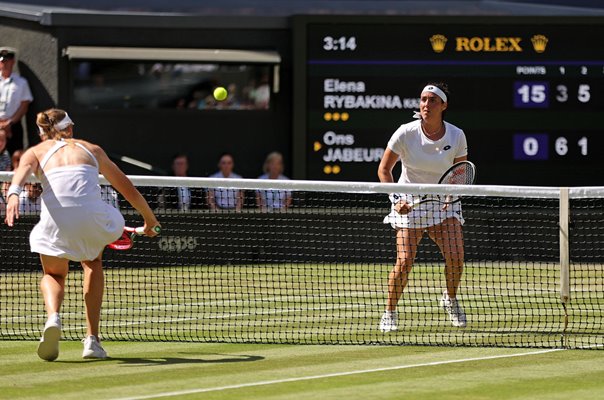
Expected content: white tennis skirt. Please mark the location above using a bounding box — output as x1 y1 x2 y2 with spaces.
383 195 464 229
30 201 124 261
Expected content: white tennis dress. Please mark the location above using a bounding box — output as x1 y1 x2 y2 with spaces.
29 140 125 261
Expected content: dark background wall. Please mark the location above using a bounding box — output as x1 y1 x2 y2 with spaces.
0 18 58 147
2 1 603 179
0 11 292 179
54 25 292 178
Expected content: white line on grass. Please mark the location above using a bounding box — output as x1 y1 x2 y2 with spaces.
112 348 563 400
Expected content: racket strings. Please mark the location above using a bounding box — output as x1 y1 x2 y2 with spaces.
441 164 476 185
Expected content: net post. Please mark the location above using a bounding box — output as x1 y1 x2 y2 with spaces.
559 187 570 303
559 187 570 348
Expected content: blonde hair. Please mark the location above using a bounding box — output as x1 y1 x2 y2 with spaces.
36 108 72 140
263 151 284 174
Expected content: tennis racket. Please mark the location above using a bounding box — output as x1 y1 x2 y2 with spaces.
409 161 477 208
107 226 161 251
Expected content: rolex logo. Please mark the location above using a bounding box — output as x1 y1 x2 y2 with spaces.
531 35 548 53
430 34 448 53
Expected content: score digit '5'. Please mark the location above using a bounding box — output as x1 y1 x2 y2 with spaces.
514 81 591 108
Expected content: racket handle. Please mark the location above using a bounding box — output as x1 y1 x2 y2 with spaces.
128 226 161 236
408 198 423 209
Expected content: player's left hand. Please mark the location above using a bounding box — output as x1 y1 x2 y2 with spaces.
441 194 453 211
4 195 20 227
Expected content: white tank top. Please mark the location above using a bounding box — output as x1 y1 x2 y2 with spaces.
38 140 102 208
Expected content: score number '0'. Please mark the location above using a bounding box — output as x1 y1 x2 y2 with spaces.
518 135 588 159
515 82 591 107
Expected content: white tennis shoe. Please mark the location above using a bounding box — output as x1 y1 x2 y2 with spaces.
82 335 108 359
440 290 467 328
379 311 398 332
37 313 61 361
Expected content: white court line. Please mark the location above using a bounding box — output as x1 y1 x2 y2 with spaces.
112 348 563 400
1 285 559 324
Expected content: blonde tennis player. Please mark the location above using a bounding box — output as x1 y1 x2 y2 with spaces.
378 83 468 332
4 108 160 361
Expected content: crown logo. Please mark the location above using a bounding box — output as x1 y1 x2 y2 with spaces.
531 35 548 53
430 34 448 53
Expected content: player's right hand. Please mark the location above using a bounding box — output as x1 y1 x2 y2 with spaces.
143 218 161 237
394 201 412 215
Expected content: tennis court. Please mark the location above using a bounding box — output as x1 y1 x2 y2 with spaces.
1 178 603 399
2 340 604 400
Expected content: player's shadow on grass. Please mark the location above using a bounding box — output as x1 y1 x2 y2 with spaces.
109 353 264 366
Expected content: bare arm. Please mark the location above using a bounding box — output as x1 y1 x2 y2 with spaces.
11 101 30 124
236 190 244 211
0 101 30 130
377 148 399 183
90 144 160 235
4 148 39 226
454 155 467 163
207 189 217 210
256 191 264 209
378 147 413 215
284 191 293 209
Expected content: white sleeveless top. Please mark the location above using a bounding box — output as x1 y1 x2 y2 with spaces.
29 140 125 261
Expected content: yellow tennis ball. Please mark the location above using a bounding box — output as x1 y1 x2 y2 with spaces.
213 87 228 101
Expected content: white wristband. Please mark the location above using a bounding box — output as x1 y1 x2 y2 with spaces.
389 193 404 204
7 184 23 198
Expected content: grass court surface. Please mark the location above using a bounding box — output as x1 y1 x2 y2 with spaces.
2 263 602 348
2 341 604 400
2 263 602 399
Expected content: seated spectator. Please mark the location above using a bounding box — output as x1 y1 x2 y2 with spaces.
158 153 201 211
256 151 292 211
100 185 120 209
0 47 33 154
1 149 42 215
0 129 11 171
250 75 270 110
207 153 243 211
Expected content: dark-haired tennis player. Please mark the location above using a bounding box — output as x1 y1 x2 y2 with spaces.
4 108 160 361
378 83 468 331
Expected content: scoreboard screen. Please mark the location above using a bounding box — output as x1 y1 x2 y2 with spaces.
292 16 604 185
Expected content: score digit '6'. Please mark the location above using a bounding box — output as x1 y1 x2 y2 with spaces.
555 136 588 156
514 134 588 160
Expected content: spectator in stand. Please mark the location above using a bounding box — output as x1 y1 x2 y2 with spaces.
207 153 243 211
224 83 241 110
250 75 270 110
0 129 14 217
256 151 292 211
158 153 200 211
3 149 42 215
0 128 11 171
0 47 33 154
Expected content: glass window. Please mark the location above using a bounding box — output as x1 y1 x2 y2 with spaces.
71 61 272 110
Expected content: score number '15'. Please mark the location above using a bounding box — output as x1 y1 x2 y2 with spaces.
515 82 591 107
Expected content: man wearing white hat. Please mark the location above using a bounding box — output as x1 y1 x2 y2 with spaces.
0 47 33 153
